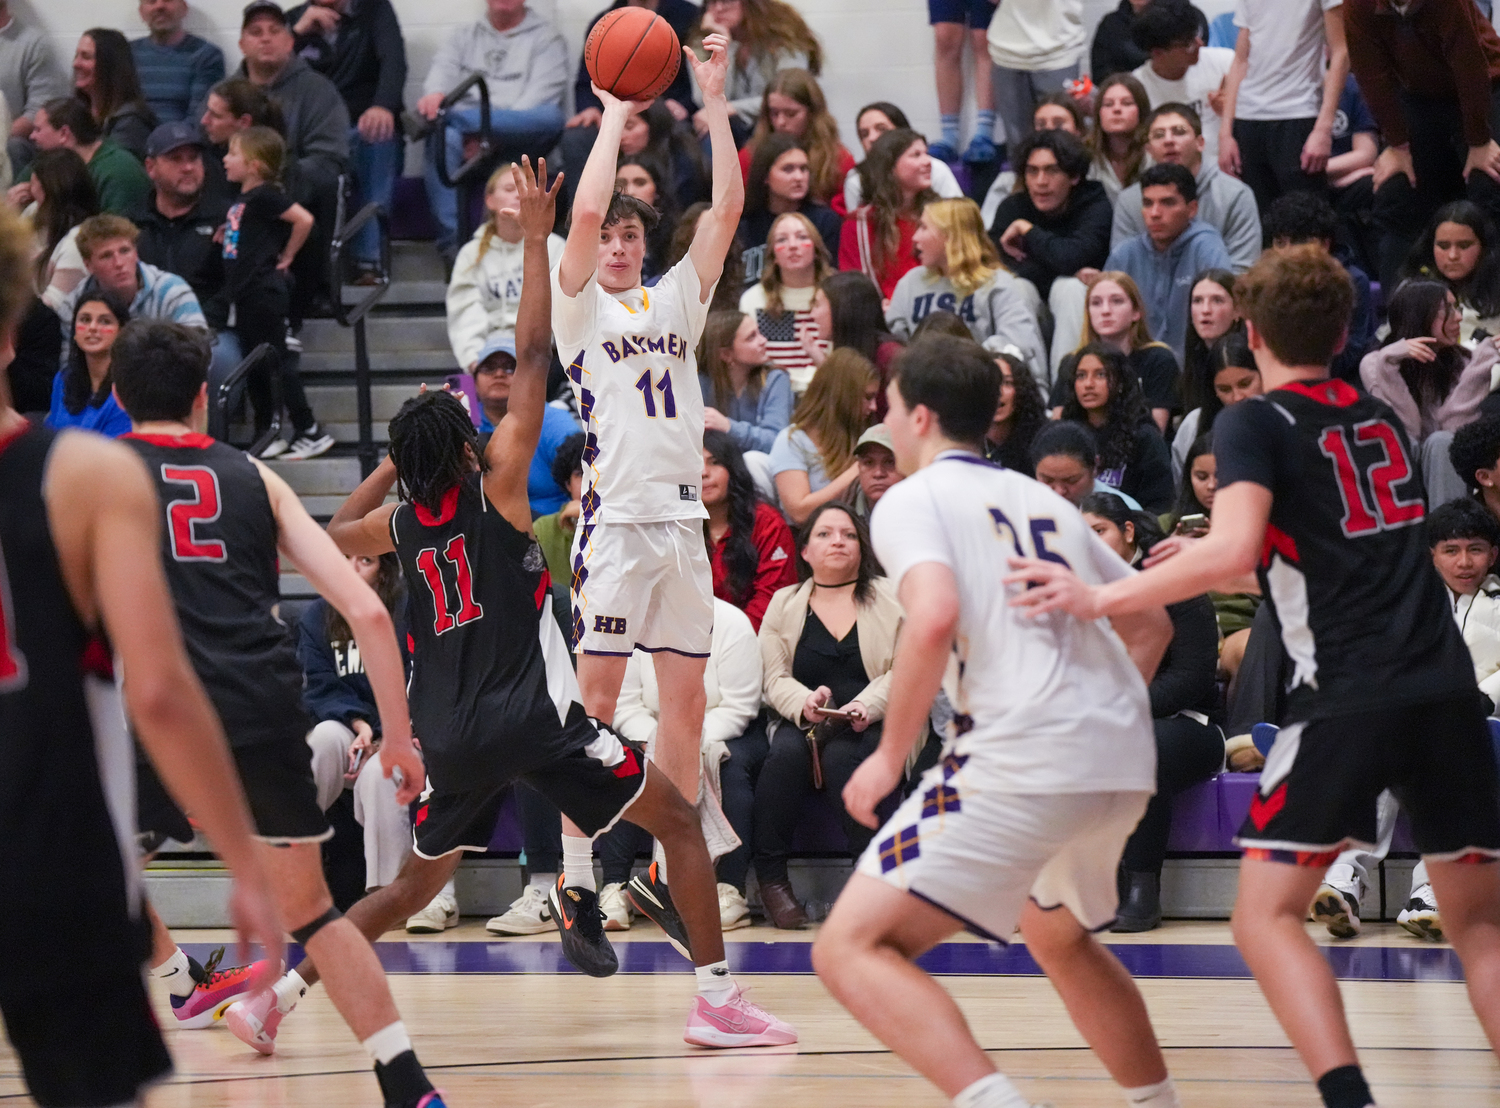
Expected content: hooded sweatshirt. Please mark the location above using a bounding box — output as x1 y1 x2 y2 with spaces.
1104 220 1235 364
446 226 565 369
240 55 350 176
885 266 1047 369
423 9 569 113
1111 162 1262 272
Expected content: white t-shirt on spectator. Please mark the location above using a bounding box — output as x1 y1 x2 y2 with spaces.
767 426 829 491
1233 0 1342 121
1133 48 1236 163
870 451 1156 793
987 0 1086 72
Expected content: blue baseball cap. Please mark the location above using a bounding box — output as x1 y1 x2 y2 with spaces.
146 120 205 159
474 334 517 371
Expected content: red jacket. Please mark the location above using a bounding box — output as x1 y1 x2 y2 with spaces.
838 209 919 300
711 501 799 632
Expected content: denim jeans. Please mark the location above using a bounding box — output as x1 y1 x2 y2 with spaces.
424 103 565 254
348 127 401 266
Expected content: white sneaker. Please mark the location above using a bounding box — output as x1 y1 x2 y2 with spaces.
1397 883 1444 941
486 884 552 935
718 882 750 931
282 425 335 460
1311 882 1362 939
405 890 458 933
256 436 289 459
599 881 632 931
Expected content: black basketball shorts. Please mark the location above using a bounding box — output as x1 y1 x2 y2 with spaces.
137 736 331 848
413 720 648 859
1236 692 1500 865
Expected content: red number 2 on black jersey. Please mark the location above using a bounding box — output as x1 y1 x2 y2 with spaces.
1318 420 1426 538
0 536 27 692
160 465 228 562
415 535 485 635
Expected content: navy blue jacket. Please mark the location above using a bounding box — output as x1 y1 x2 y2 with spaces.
297 596 409 735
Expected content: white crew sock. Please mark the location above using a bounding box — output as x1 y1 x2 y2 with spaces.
695 959 736 1005
152 946 196 998
273 968 309 1015
562 835 596 892
1124 1077 1181 1107
362 1019 412 1066
953 1072 1032 1108
652 838 669 885
528 871 557 893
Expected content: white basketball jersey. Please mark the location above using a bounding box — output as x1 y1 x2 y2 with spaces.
551 258 715 524
871 451 1156 794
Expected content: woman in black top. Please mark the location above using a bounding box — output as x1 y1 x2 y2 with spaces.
984 350 1048 472
73 29 157 161
738 133 842 286
1081 492 1224 933
1057 343 1175 512
752 504 914 928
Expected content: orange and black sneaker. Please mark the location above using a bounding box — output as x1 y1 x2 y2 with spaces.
548 875 618 978
627 862 692 960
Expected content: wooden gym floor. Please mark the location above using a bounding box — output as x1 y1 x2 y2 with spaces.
0 919 1494 1106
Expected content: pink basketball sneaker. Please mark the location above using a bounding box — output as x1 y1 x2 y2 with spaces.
683 986 798 1047
168 949 265 1030
225 988 284 1055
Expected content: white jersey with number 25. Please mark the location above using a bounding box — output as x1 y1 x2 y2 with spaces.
551 257 715 525
871 451 1157 795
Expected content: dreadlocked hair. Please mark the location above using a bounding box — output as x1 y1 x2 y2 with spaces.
388 390 486 515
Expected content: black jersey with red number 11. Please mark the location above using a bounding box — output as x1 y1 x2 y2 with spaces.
1213 380 1476 723
123 432 309 749
390 472 581 789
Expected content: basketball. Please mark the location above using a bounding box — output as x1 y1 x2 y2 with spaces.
584 7 682 103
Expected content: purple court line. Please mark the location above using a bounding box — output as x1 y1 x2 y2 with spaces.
180 940 1467 982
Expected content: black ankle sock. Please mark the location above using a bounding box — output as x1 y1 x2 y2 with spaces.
1317 1064 1373 1108
375 1050 434 1108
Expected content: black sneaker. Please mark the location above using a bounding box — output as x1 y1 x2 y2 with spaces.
374 1049 441 1108
627 861 692 959
548 876 618 978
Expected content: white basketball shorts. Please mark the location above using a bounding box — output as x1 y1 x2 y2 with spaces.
857 750 1151 941
570 518 714 657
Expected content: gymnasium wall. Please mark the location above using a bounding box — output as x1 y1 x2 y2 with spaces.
12 0 1240 152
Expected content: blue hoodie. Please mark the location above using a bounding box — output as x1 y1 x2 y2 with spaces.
1104 220 1234 364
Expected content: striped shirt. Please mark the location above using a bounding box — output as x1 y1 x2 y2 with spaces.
130 34 226 125
57 262 207 367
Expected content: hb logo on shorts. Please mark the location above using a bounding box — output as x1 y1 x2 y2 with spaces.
593 615 628 635
679 484 698 501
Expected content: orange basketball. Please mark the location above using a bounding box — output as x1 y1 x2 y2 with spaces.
584 7 682 103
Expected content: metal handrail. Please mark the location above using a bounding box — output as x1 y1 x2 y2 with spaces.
328 182 393 478
430 73 493 190
330 195 391 328
215 341 280 455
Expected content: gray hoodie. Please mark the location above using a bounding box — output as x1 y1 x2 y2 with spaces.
1104 220 1234 363
242 55 350 176
423 9 569 113
885 267 1046 370
1110 162 1261 272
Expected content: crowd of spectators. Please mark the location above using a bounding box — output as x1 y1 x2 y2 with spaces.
14 0 1500 937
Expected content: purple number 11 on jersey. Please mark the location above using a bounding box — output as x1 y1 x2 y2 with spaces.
634 369 678 418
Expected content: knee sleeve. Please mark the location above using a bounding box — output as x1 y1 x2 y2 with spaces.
290 905 343 946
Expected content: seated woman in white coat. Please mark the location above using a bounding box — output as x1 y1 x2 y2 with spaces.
596 599 766 933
